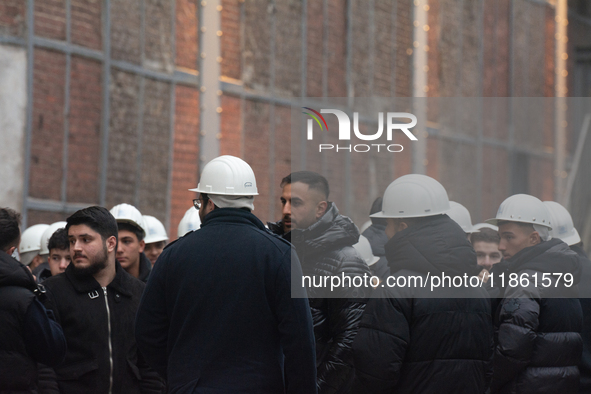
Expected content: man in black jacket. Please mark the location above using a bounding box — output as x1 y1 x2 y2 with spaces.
485 195 583 394
352 174 493 393
0 207 66 393
277 171 370 394
136 156 317 394
40 206 164 394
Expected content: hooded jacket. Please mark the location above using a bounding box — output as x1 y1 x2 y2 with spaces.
291 202 370 394
0 250 66 394
352 214 493 394
490 238 583 394
39 261 164 394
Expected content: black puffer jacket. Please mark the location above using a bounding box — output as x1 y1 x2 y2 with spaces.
0 250 66 393
490 238 583 394
352 214 493 394
574 244 591 394
291 203 370 394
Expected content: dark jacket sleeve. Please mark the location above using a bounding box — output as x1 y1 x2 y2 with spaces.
23 297 67 366
135 250 171 380
490 283 541 393
36 287 63 393
274 248 317 394
352 289 412 393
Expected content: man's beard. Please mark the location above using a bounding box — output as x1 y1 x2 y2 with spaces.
71 244 109 279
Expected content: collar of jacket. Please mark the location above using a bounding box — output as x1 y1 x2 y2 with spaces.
266 219 292 242
290 202 360 253
505 237 582 280
64 260 135 297
384 214 481 276
0 250 37 290
138 252 152 281
201 207 267 231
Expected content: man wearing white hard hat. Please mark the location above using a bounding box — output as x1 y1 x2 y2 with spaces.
136 155 316 393
32 221 67 283
543 200 591 393
142 215 168 266
485 194 582 394
19 223 49 269
176 206 201 238
352 174 492 394
110 203 152 282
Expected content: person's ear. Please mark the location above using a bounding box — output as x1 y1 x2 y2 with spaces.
7 246 16 256
316 201 328 219
138 239 145 253
398 221 408 232
530 231 541 245
106 235 118 253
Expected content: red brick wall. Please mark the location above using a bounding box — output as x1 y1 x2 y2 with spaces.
67 57 102 203
0 0 26 37
71 0 101 50
35 0 66 40
220 94 242 157
221 0 241 80
170 85 200 239
175 0 198 70
30 49 66 201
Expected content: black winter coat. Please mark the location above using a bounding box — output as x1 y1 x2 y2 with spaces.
490 238 583 394
361 223 388 258
352 214 493 394
40 261 164 394
574 244 591 394
136 208 317 394
0 250 66 394
291 203 370 394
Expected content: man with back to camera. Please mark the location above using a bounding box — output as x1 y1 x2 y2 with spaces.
39 206 164 393
0 207 66 393
485 194 582 394
110 203 152 282
135 155 317 393
274 171 370 394
352 174 493 393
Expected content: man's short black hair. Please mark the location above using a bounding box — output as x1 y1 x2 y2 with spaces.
470 227 500 244
48 227 70 252
0 207 21 253
66 206 118 242
282 171 330 199
117 222 144 242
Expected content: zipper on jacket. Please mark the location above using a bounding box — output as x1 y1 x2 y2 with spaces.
103 286 113 394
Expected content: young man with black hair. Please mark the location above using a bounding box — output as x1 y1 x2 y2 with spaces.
110 203 152 282
471 227 502 271
39 206 164 393
273 170 370 394
0 207 66 392
47 228 71 277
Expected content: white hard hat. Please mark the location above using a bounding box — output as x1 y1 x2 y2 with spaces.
473 222 498 232
485 194 552 228
543 201 581 246
352 235 380 266
178 207 202 237
447 201 478 233
371 174 451 219
143 215 168 244
189 155 258 196
110 203 146 238
39 221 67 256
19 224 49 254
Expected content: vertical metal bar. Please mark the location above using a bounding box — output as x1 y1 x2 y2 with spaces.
412 0 428 174
507 0 515 194
476 0 484 221
457 0 464 96
391 0 397 99
300 0 307 170
344 0 353 216
22 0 35 227
268 0 277 221
166 0 177 232
239 0 246 159
368 0 375 96
135 0 146 208
555 0 568 201
322 0 328 98
61 0 72 205
135 77 145 208
99 0 112 206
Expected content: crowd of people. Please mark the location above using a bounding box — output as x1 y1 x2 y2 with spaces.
1 154 590 394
